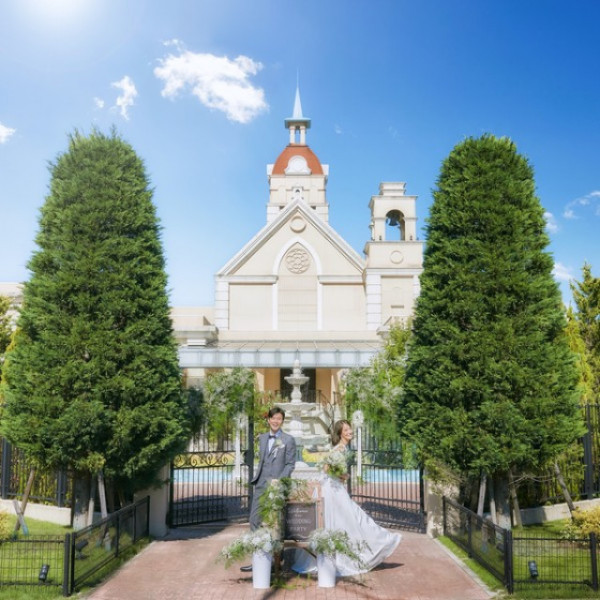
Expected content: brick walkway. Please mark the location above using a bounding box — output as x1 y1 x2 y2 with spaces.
85 523 495 600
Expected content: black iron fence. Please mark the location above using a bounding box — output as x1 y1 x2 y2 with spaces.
443 496 600 594
0 534 69 593
69 495 150 595
0 438 71 507
443 496 513 591
348 425 425 531
0 496 149 596
169 419 252 526
518 404 600 508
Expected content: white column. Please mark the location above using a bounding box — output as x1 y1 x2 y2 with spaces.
365 272 382 330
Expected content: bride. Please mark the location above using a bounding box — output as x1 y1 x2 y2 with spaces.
292 419 401 576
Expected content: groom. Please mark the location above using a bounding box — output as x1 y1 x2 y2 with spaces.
240 406 296 572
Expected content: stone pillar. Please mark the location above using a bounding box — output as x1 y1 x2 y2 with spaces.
134 464 170 538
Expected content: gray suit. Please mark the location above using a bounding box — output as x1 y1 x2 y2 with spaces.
249 430 296 530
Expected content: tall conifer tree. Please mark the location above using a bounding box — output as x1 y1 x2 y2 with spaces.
1 131 189 495
571 263 600 399
403 135 583 523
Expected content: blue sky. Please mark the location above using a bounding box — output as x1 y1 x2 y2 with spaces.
1 0 598 307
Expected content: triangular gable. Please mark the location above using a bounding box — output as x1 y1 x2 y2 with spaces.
216 198 365 277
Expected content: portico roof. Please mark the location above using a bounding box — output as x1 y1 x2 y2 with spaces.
178 339 382 369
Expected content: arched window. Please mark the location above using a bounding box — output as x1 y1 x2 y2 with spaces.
385 210 405 241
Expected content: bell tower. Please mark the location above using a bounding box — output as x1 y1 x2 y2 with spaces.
363 182 424 330
266 86 329 224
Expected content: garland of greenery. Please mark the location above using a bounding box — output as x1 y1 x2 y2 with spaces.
217 527 283 568
308 528 368 568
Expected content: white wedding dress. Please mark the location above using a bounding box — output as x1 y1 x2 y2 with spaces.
292 449 402 576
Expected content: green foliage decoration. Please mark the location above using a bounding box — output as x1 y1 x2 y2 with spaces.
308 528 367 568
217 526 283 568
258 477 308 529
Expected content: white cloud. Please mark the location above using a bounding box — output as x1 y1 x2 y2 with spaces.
553 262 573 282
154 50 268 124
563 190 600 219
334 124 343 135
94 97 105 109
0 122 16 144
111 76 138 120
544 211 559 233
163 38 184 51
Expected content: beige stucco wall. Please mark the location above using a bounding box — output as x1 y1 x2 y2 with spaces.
381 275 415 324
229 284 272 330
322 284 366 330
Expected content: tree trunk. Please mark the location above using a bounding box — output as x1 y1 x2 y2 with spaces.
477 473 487 518
488 476 497 525
554 461 576 517
87 475 97 527
13 467 35 533
97 470 108 519
117 486 127 509
493 473 512 530
508 469 522 528
106 479 115 514
73 473 91 530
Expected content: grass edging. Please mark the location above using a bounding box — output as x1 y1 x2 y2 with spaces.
436 535 507 597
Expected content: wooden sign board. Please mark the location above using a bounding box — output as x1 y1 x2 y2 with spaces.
284 502 317 541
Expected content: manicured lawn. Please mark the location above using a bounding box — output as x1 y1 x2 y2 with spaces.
0 513 148 598
440 517 600 599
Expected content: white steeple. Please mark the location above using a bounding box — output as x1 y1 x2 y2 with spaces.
284 84 311 145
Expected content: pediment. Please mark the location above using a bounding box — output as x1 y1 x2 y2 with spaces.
217 199 364 278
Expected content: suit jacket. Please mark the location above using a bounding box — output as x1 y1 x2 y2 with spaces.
251 430 296 485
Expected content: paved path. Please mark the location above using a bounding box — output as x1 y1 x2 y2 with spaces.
85 523 495 600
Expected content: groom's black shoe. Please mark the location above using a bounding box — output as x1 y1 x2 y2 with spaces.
240 565 252 572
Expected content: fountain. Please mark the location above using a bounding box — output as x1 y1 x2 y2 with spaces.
284 359 310 438
281 360 329 473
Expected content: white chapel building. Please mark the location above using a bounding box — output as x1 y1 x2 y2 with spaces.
172 89 424 415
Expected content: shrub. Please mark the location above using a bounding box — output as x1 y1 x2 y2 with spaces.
563 505 600 538
0 511 10 541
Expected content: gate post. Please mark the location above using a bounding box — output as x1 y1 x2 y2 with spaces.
504 529 514 594
246 412 255 516
591 532 598 591
133 464 168 537
0 439 11 499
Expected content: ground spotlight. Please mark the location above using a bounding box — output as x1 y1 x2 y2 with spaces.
528 560 539 579
39 564 50 582
75 538 89 559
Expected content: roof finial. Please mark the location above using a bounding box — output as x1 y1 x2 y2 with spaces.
284 77 311 144
292 83 303 119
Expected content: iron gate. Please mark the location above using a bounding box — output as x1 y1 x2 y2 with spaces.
168 419 254 527
169 418 424 531
347 426 425 532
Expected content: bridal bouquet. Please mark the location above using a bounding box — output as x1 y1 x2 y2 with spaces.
319 448 348 479
217 527 283 568
308 528 367 568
